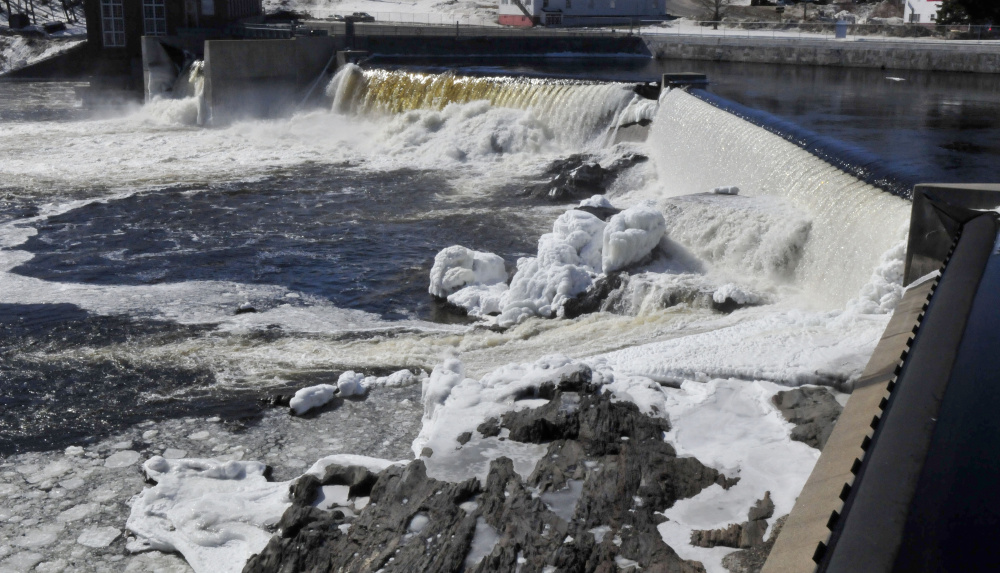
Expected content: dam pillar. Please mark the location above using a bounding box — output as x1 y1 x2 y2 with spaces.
203 36 344 125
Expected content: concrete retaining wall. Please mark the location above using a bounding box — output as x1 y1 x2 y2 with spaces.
203 36 344 124
644 36 1000 73
349 34 648 56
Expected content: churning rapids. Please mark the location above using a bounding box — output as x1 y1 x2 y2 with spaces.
0 65 910 573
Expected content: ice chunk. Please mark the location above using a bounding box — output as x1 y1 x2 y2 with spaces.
539 480 583 522
428 246 507 299
361 369 422 390
10 524 63 548
289 384 337 415
104 450 141 468
602 205 665 273
447 283 507 318
127 457 291 573
463 517 499 568
337 371 367 397
579 194 614 209
57 503 98 522
407 513 429 534
76 526 121 548
712 284 760 306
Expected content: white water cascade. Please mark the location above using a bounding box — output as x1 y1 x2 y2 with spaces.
649 89 912 306
326 65 640 145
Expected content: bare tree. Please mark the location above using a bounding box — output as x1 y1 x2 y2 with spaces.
694 0 734 29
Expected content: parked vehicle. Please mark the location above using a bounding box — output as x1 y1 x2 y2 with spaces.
351 12 375 22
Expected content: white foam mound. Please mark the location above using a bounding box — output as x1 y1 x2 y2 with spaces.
429 246 507 299
126 457 291 573
602 204 666 273
290 384 338 415
497 210 606 327
579 194 615 209
337 371 367 397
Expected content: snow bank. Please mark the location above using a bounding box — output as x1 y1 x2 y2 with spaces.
601 205 666 273
413 355 599 481
126 457 291 573
598 308 888 389
656 379 818 573
290 384 338 415
428 246 507 299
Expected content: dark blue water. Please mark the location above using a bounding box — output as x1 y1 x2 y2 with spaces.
11 166 538 322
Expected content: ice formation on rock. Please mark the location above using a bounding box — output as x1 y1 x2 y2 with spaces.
428 246 508 299
601 204 666 273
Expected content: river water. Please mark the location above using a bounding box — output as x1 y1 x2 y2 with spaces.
0 57 996 571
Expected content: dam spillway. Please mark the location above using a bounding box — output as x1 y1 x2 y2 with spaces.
2 63 997 573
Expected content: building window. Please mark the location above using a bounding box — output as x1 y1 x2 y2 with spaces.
143 0 167 36
609 0 615 8
100 0 125 47
566 0 571 8
543 0 549 8
588 0 594 7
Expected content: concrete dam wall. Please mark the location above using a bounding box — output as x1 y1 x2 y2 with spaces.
644 36 1000 74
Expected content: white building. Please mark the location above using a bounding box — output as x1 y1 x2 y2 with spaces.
903 0 942 24
499 0 667 27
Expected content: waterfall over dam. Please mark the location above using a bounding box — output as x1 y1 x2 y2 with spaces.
328 65 643 144
649 89 911 306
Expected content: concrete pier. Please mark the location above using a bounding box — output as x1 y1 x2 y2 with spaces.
203 36 343 124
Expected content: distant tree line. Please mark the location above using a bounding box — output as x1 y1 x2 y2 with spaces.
937 0 1000 24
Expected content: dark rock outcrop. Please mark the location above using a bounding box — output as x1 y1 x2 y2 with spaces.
771 387 843 450
720 515 788 573
563 273 628 319
690 492 774 549
246 391 742 573
520 153 648 203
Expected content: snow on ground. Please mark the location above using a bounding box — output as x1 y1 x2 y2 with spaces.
264 0 500 25
656 379 817 573
0 35 84 75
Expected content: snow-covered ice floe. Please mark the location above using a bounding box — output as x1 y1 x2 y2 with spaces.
126 458 292 573
290 369 424 414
